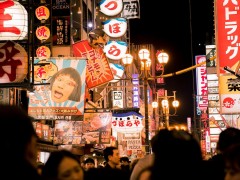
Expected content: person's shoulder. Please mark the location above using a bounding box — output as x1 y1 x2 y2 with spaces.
207 154 223 162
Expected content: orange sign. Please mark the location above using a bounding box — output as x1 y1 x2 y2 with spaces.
36 26 50 41
35 6 50 21
72 40 114 88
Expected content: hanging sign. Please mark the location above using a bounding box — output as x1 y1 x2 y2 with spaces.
36 26 50 41
102 18 127 38
99 0 123 16
0 0 28 40
0 41 28 83
36 46 51 60
35 6 50 21
104 40 128 60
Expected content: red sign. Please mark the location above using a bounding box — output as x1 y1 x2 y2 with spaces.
215 0 240 73
72 40 114 88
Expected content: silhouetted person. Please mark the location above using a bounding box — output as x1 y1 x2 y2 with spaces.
120 156 131 179
223 143 240 180
0 104 42 179
137 129 204 180
42 149 84 180
204 127 240 180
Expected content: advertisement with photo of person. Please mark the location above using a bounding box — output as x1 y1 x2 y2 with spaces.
28 58 86 121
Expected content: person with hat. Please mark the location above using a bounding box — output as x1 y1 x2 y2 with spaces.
83 157 95 171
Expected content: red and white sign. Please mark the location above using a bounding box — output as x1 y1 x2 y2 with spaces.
99 0 123 16
104 40 128 60
195 55 208 110
215 0 240 74
102 18 127 38
0 0 28 40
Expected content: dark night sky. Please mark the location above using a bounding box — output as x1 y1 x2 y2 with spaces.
129 0 215 124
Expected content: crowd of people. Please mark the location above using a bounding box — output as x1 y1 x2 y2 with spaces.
2 104 240 180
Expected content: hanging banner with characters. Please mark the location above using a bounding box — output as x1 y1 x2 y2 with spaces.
72 28 114 88
28 58 86 121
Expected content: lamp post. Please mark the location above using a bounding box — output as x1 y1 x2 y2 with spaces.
159 90 180 128
122 49 168 154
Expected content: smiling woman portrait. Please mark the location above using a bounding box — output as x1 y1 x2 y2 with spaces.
48 67 82 103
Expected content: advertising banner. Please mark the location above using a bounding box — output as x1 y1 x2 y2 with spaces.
72 40 114 88
117 132 142 157
219 75 240 113
215 0 240 74
28 58 86 120
82 112 112 144
53 120 82 145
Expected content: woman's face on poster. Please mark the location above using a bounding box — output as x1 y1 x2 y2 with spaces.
51 74 76 103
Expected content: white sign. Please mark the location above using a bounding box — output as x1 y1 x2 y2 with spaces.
112 91 123 108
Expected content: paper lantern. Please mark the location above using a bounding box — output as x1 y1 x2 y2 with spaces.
0 0 28 40
102 18 127 38
35 6 50 21
99 0 123 16
0 41 28 83
36 26 50 41
36 46 51 60
104 40 128 60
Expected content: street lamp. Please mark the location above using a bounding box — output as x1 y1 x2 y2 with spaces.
159 90 180 128
122 49 168 154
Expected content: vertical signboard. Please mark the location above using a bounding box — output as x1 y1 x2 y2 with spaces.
52 0 70 45
132 74 140 108
215 0 240 74
112 91 123 108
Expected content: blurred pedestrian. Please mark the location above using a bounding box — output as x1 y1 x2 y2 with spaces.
103 146 121 169
204 127 240 180
137 129 204 180
120 156 131 179
129 158 140 173
0 104 42 179
85 146 129 180
41 149 84 180
223 143 240 180
83 157 95 171
130 153 154 180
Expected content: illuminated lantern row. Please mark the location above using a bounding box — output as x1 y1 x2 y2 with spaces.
0 0 28 40
35 4 51 60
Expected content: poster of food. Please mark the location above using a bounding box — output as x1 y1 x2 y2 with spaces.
82 112 112 144
117 132 142 157
28 58 86 121
53 120 83 145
